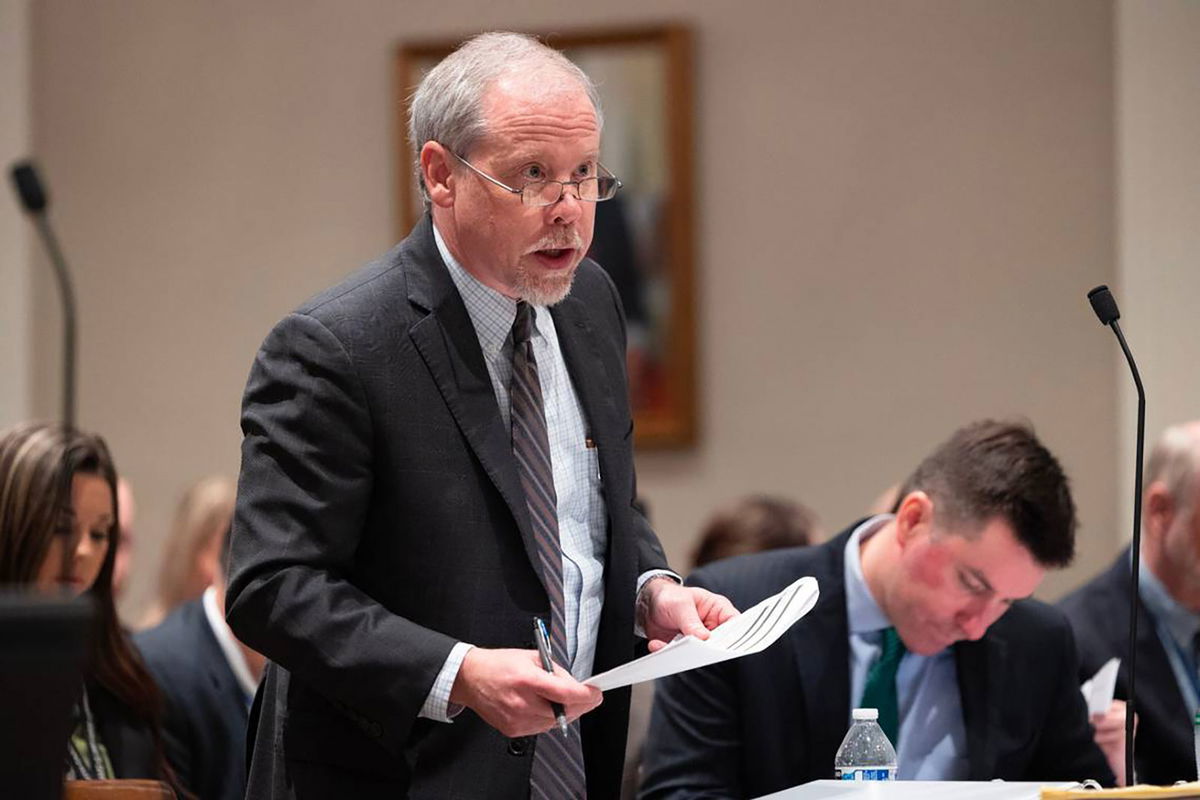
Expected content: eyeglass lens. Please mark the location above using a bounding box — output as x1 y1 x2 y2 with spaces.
522 176 619 206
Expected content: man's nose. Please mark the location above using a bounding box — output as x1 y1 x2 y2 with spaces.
548 186 583 226
957 598 1005 641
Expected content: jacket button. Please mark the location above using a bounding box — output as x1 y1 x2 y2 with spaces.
507 737 529 756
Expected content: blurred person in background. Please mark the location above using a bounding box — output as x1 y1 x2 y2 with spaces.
139 476 235 630
137 510 264 800
0 422 175 785
691 494 819 569
1060 420 1200 785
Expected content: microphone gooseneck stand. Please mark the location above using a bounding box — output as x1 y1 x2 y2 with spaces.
9 161 77 432
1087 284 1145 786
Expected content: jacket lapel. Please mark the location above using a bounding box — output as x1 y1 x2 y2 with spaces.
794 533 853 776
956 632 1007 780
549 294 620 447
404 217 544 592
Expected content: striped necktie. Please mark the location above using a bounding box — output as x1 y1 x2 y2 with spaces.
511 301 587 799
860 626 906 746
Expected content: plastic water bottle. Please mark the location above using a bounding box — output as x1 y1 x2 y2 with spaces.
834 708 897 781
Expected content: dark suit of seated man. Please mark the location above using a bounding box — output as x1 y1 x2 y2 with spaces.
135 574 263 800
640 420 1118 799
1060 420 1200 786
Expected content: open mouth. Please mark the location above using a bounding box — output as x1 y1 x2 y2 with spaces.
532 247 575 268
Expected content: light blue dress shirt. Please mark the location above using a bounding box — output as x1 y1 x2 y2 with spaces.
844 515 970 780
420 224 676 721
1138 556 1200 713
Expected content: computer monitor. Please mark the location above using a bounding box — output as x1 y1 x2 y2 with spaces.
0 592 93 800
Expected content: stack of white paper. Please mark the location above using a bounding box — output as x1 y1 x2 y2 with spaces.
1080 657 1120 716
585 576 820 691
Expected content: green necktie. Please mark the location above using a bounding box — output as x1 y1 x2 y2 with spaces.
859 627 906 745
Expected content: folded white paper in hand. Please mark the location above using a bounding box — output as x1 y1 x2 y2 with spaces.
584 576 820 691
1079 657 1120 716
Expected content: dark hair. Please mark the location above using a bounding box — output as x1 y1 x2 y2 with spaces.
692 495 818 569
0 422 170 771
897 419 1076 567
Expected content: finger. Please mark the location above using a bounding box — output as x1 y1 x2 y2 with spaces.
563 694 603 720
700 593 739 627
536 674 602 706
673 600 710 640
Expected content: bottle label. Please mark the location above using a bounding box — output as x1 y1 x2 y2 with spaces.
836 767 895 781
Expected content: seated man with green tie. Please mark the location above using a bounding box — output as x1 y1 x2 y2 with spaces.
640 420 1120 798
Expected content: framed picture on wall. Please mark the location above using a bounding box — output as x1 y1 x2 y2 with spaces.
395 25 697 449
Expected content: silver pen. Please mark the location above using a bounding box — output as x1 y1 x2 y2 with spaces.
533 617 570 737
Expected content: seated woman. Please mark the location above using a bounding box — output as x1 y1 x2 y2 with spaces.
0 421 174 785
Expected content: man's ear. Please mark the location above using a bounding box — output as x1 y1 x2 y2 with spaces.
1144 482 1175 541
420 141 455 208
894 490 933 548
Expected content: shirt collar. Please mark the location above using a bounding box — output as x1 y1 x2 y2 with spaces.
1138 553 1200 649
844 514 895 635
433 222 547 357
202 586 259 699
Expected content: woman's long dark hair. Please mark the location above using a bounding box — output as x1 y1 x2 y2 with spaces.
0 422 168 773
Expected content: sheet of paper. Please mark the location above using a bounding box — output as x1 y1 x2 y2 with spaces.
1079 657 1120 716
585 576 820 691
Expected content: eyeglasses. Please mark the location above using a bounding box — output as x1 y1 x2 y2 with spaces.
447 149 622 207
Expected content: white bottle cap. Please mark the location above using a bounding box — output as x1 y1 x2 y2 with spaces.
852 708 879 720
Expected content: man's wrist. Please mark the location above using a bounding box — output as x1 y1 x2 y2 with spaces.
421 642 474 722
635 573 681 634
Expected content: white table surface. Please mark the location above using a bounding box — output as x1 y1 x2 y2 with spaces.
753 779 1077 800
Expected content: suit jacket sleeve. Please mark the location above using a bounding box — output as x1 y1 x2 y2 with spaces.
1024 618 1116 786
225 311 456 746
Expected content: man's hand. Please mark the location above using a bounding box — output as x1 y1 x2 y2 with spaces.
1091 699 1133 786
449 648 602 738
639 578 739 653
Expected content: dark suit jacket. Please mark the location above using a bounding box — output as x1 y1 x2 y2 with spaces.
135 598 250 800
226 215 669 799
1059 549 1195 785
639 524 1114 799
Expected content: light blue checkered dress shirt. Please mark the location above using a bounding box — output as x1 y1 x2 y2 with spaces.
420 225 610 721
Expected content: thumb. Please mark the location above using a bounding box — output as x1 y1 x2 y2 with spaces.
675 602 710 640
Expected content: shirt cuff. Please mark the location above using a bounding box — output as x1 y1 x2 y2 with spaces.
634 569 682 638
419 641 474 723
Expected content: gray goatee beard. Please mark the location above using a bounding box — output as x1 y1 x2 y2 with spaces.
517 231 585 306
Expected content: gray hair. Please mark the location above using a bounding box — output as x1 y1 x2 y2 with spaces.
408 31 604 207
1146 422 1200 513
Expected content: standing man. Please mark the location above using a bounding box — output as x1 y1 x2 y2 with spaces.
640 421 1116 798
226 32 733 799
1060 421 1200 785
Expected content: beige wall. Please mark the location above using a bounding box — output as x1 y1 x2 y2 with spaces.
16 0 1124 618
1115 0 1200 535
0 0 31 423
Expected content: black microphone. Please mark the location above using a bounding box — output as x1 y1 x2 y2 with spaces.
1087 284 1145 786
8 160 77 432
1087 285 1120 326
11 163 47 213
